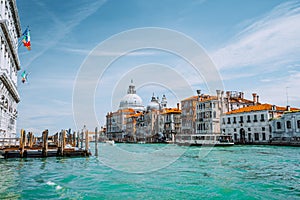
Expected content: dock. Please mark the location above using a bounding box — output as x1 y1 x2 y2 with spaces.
0 129 92 159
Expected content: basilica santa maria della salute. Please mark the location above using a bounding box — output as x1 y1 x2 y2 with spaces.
106 80 181 143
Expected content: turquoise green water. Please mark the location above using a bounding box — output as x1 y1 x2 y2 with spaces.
0 144 299 199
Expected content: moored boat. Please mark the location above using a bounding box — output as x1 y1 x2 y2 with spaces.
176 134 234 146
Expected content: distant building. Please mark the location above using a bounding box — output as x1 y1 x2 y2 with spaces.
196 90 256 135
106 80 144 141
0 0 22 138
180 96 198 135
221 104 298 144
125 93 181 143
271 110 300 141
106 81 175 143
161 106 181 142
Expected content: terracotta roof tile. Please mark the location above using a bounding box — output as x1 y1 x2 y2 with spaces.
226 103 299 115
181 96 198 101
161 108 181 114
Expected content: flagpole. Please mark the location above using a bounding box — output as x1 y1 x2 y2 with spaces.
17 25 30 49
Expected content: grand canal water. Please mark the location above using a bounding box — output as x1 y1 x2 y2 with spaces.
0 144 299 200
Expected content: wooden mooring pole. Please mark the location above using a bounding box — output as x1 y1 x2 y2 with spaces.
20 129 26 158
42 130 48 157
85 129 89 152
28 132 34 148
72 131 76 147
80 130 84 149
95 127 98 157
57 130 63 156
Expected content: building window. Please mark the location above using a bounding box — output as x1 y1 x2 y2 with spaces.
248 133 252 142
239 116 244 123
286 121 292 129
233 117 236 124
260 114 265 122
248 128 251 131
227 117 231 124
213 111 216 118
297 120 300 129
222 118 225 125
234 134 237 141
247 115 251 123
262 127 265 131
254 133 259 141
234 128 236 132
276 122 281 129
262 133 266 140
254 115 257 122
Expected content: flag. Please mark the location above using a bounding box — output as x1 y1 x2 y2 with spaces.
22 28 31 50
21 70 28 83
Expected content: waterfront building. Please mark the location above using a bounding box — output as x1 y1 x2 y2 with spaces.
125 112 143 142
194 90 255 135
221 104 298 144
124 94 181 143
180 95 198 135
106 80 144 141
106 81 173 142
161 105 181 142
271 110 300 141
0 0 22 138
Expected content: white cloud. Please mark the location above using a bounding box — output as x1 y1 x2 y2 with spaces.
22 0 107 68
211 1 300 71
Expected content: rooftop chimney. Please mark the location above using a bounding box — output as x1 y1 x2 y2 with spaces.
257 95 259 104
196 90 201 101
216 90 221 101
271 105 276 111
287 105 291 111
252 93 257 104
226 91 230 99
177 103 180 110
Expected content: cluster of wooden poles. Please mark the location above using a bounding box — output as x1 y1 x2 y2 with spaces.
0 127 102 159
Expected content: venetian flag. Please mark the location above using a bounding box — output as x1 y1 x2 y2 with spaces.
22 28 31 50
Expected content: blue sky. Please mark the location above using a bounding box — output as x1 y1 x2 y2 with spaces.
17 0 300 135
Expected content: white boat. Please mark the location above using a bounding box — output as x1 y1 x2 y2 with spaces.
176 134 234 146
105 140 115 146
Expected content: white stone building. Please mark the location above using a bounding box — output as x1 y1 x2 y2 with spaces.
0 0 22 138
271 110 300 140
221 104 295 144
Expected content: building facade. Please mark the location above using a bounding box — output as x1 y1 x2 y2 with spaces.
124 94 181 143
221 104 296 144
194 90 256 135
0 0 22 138
161 106 181 142
271 110 300 141
106 81 176 143
180 96 198 135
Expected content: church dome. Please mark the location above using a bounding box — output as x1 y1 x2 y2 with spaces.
119 94 144 110
119 80 145 111
147 94 160 111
